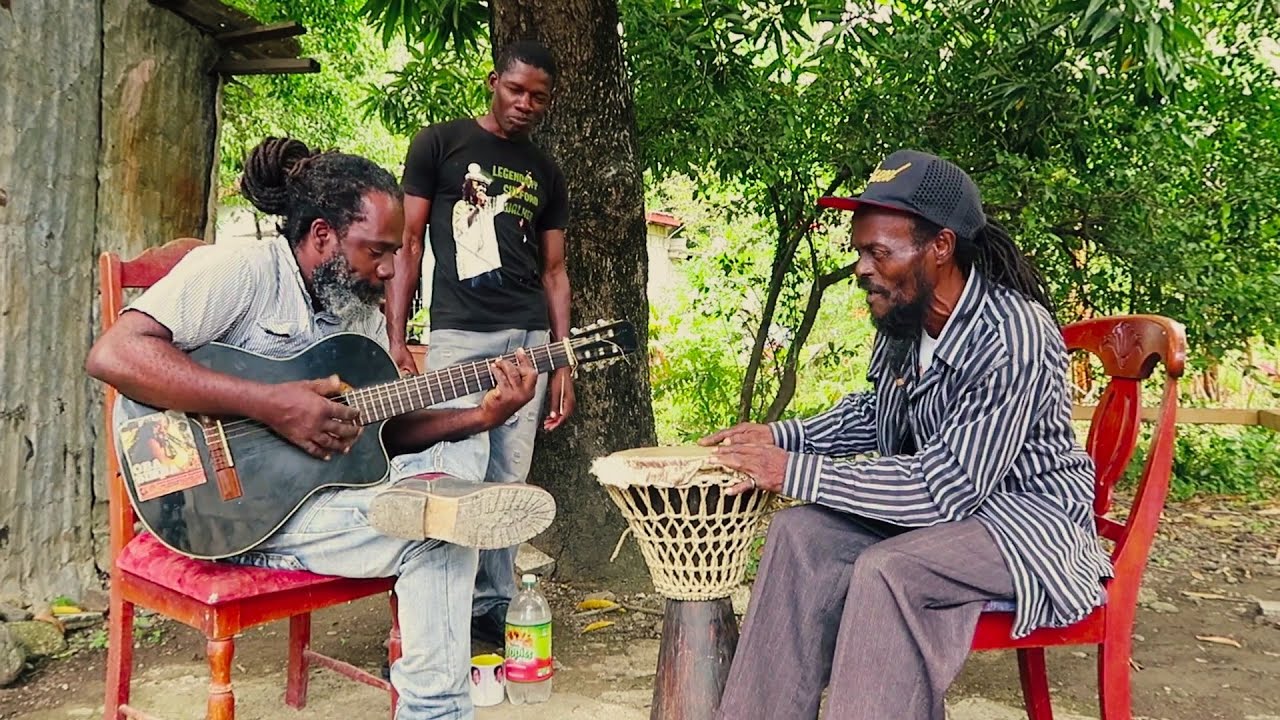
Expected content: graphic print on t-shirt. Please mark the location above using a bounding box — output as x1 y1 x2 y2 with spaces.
451 162 540 288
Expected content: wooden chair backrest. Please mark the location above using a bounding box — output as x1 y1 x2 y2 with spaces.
99 238 207 562
1062 315 1186 594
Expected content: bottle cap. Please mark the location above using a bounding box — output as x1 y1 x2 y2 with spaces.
521 573 537 586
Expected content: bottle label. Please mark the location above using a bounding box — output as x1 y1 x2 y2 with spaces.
504 621 553 683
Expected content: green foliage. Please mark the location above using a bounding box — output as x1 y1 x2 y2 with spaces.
217 0 408 200
360 42 491 137
649 308 744 442
85 615 167 651
648 175 875 441
625 0 1280 423
358 0 489 52
1169 426 1280 500
1121 424 1280 501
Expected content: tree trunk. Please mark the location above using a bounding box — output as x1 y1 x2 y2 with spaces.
489 1 656 581
0 1 105 602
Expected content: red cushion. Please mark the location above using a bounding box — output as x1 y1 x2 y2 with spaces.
117 532 353 604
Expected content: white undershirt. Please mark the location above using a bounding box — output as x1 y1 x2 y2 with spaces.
918 270 976 374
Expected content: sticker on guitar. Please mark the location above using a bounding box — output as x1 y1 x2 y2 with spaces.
119 410 208 501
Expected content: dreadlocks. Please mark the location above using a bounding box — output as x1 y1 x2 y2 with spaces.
238 137 403 248
913 216 1055 313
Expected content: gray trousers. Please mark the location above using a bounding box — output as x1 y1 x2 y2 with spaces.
716 504 1014 720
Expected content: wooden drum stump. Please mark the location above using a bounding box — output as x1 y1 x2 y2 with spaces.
651 597 739 720
590 446 772 720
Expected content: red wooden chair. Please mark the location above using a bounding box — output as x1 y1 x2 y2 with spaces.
98 238 402 720
971 315 1187 720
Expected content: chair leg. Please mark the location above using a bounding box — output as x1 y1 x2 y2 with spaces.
388 591 402 720
207 638 236 720
1097 640 1132 720
1017 648 1054 720
102 586 135 720
286 614 311 709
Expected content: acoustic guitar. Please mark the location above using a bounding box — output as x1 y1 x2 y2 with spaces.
113 320 637 559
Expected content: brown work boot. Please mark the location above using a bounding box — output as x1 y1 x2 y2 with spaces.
368 474 556 549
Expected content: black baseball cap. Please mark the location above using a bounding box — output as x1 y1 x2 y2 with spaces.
819 150 987 240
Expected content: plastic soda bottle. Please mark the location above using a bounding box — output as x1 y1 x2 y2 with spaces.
504 573 553 704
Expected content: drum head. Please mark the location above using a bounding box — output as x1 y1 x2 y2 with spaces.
591 445 739 489
610 445 714 460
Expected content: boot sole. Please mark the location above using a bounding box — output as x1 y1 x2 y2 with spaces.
368 482 556 549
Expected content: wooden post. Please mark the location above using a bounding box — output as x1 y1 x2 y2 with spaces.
650 598 739 720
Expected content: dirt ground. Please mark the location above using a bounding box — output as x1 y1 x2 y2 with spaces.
2 495 1277 720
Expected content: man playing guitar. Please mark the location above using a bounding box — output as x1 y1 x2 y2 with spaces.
86 137 556 719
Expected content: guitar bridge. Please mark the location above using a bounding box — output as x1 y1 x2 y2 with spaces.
202 417 244 501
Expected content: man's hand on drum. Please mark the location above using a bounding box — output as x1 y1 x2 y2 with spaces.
700 422 786 496
712 443 788 496
698 422 775 448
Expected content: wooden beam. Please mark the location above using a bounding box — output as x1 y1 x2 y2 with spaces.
1072 405 1278 428
213 58 319 76
215 21 305 46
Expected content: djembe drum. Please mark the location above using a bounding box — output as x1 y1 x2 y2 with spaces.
591 446 773 720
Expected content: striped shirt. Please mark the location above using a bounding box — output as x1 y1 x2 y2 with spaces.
127 236 389 355
771 271 1113 638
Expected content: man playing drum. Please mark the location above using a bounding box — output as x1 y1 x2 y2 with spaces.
701 150 1112 720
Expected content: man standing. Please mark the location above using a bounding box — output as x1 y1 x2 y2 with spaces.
702 150 1114 720
385 40 574 646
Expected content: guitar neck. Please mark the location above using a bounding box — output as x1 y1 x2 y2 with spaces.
346 341 574 424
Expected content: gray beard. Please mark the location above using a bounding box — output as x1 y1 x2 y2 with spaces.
312 253 383 322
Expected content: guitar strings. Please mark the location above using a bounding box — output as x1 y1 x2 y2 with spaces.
202 340 591 444
202 337 631 460
210 345 568 442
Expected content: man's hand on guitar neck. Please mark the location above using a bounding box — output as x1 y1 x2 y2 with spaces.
262 375 363 461
478 349 539 427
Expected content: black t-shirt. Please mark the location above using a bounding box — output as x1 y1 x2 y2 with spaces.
402 118 570 331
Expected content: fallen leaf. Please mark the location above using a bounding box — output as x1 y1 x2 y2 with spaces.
32 610 65 634
576 598 619 612
1181 591 1232 601
582 620 615 634
1194 517 1240 529
1195 635 1242 648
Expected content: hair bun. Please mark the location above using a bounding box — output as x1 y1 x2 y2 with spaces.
239 137 314 216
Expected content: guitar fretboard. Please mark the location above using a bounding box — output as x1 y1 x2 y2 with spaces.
344 342 573 424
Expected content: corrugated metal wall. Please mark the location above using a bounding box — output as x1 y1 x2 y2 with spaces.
0 1 219 603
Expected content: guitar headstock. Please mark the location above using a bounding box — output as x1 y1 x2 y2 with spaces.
569 319 639 367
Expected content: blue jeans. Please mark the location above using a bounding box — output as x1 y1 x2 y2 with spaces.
239 484 478 720
391 328 550 616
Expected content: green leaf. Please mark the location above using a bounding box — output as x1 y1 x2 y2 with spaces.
1089 8 1124 43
